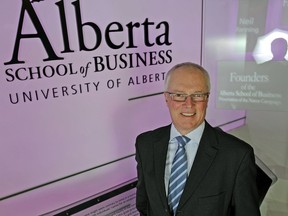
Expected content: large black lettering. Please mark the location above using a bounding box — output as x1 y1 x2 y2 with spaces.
142 18 155 47
4 0 63 65
55 0 74 53
93 56 105 72
105 22 124 49
126 22 140 48
72 0 102 51
5 68 16 82
155 21 172 46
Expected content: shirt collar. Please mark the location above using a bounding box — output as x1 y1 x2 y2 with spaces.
170 121 205 144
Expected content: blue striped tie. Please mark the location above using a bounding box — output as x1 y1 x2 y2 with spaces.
168 136 190 215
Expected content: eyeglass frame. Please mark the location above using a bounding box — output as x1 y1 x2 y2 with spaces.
165 91 210 102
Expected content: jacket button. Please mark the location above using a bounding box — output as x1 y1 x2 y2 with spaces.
164 209 170 215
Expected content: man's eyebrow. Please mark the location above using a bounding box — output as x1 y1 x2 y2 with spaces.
192 91 207 94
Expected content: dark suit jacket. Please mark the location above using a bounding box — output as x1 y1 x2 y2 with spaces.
135 121 260 216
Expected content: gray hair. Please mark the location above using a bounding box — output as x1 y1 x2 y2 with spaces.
164 62 211 91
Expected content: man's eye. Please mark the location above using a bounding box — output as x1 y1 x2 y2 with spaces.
176 94 185 97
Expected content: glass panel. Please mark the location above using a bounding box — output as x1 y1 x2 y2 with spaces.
203 0 288 215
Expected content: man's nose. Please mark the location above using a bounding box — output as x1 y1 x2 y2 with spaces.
185 96 195 107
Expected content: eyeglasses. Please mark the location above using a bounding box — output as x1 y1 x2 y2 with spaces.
165 92 210 102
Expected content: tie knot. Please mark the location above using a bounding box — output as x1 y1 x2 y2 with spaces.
175 136 190 148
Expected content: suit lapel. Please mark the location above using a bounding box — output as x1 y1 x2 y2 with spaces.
178 122 219 208
154 125 171 208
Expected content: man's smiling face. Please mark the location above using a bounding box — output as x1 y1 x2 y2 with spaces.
164 66 209 135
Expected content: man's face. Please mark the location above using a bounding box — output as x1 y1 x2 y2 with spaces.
165 67 209 135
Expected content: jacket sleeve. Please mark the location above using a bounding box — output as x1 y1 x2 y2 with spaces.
135 135 148 216
232 148 261 216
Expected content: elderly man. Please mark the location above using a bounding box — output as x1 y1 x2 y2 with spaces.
135 62 260 216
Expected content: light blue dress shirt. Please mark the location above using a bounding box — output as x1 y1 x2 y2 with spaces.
164 122 205 195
